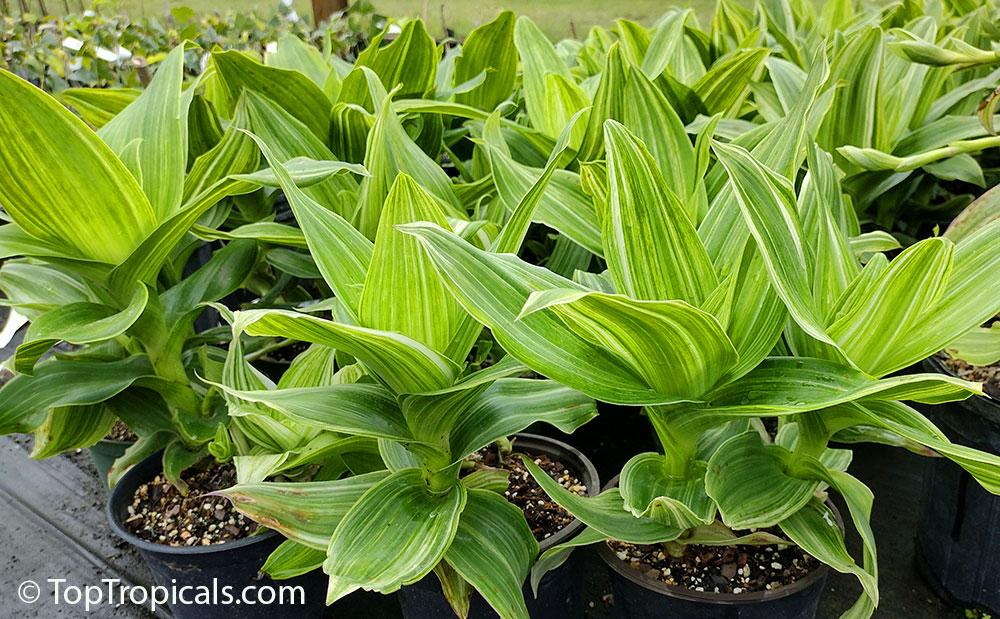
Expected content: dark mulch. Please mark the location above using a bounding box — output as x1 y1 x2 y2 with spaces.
124 462 258 546
466 444 587 542
106 420 138 442
607 536 819 594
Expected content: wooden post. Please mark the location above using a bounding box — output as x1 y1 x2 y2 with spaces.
311 0 347 26
132 56 152 87
37 0 47 15
62 0 70 13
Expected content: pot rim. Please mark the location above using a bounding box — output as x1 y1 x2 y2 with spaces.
511 432 601 552
594 474 837 605
106 450 279 556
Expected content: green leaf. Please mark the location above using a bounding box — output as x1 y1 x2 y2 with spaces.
444 489 538 619
519 289 736 400
603 121 716 305
238 309 460 393
325 469 467 601
99 45 188 219
30 403 116 459
712 140 837 349
523 457 682 544
212 381 413 442
60 87 140 129
0 356 154 434
262 540 326 580
266 34 332 89
212 49 332 140
360 174 469 361
221 470 391 549
0 69 156 263
454 11 517 111
620 454 715 528
13 282 148 374
514 16 571 137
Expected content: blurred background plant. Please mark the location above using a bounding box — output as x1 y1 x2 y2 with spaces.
0 0 385 91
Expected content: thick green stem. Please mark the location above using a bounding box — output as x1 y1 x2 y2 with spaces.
645 405 702 477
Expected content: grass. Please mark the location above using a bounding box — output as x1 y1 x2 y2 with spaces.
39 0 717 41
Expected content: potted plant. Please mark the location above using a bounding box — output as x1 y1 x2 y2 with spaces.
198 102 606 617
402 106 1000 617
910 187 1000 614
0 46 345 617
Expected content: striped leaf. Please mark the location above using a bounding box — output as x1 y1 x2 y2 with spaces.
448 379 597 459
212 49 332 140
399 222 680 405
514 16 571 137
453 11 517 111
603 121 716 305
713 140 837 348
523 458 682 544
444 489 538 619
266 34 332 89
30 403 117 459
238 309 460 394
358 77 462 238
325 469 466 601
359 174 470 362
60 87 140 129
0 68 156 264
262 540 326 580
828 238 954 377
212 382 412 442
692 48 770 115
619 454 716 528
241 130 372 319
705 432 819 528
0 356 154 434
780 498 876 617
518 290 736 400
220 470 391 549
99 45 188 219
13 282 148 374
702 357 981 417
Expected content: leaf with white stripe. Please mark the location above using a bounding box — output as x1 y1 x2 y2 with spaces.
604 121 716 305
325 469 466 601
518 289 736 400
238 309 460 394
713 140 837 348
444 489 538 619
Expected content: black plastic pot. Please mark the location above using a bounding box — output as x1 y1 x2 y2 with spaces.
107 452 328 618
595 475 833 619
915 356 1000 614
87 437 132 490
397 433 600 618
